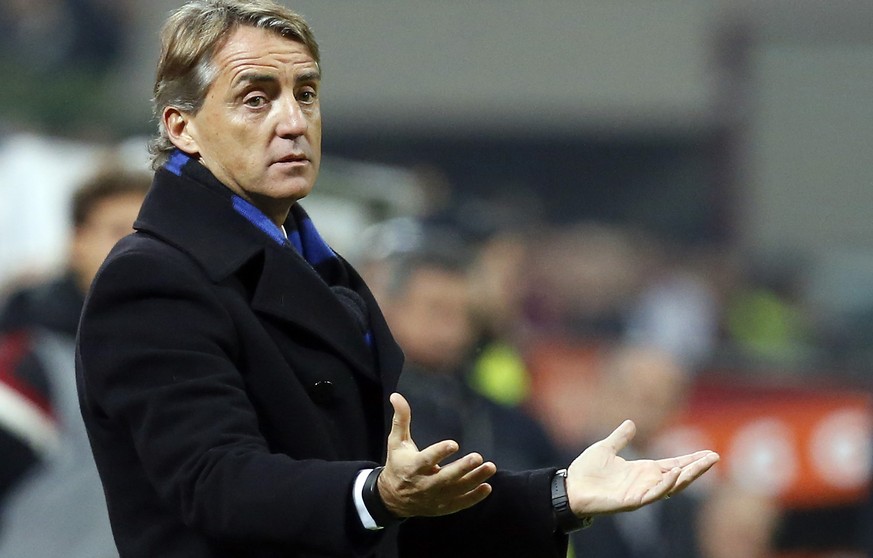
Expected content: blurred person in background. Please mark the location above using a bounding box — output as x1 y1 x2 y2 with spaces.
571 343 700 558
624 238 722 371
448 191 545 409
695 483 781 558
0 167 148 557
364 224 560 472
466 227 538 408
723 254 816 368
525 222 647 341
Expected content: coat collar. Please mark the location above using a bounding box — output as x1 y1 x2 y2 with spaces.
135 164 264 283
134 162 403 386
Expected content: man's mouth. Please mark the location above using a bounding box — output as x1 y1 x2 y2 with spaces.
275 155 309 164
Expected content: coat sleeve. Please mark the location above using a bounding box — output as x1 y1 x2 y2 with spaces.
77 244 382 555
398 468 568 558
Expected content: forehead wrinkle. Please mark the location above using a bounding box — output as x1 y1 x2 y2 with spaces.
232 71 279 89
230 65 320 90
221 51 281 87
214 31 318 88
224 56 319 90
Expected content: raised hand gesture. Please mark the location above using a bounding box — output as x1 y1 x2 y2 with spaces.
378 393 497 518
566 419 719 516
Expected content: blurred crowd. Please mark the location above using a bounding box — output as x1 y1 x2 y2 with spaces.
0 137 871 557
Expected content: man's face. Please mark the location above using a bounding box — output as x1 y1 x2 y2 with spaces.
385 266 475 372
71 192 145 292
172 25 322 224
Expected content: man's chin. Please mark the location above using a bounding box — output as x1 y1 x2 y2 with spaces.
266 170 316 200
278 180 315 202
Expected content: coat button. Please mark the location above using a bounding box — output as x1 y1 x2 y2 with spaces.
310 380 335 404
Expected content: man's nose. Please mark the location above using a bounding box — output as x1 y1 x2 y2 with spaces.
276 95 308 137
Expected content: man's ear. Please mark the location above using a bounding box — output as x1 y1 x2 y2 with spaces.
163 106 200 156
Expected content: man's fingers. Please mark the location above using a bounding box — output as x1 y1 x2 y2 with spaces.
649 451 719 500
640 466 681 505
447 482 493 512
381 448 494 517
601 419 636 454
454 460 497 487
387 392 413 447
416 439 460 471
655 450 718 471
673 451 720 491
440 454 496 485
438 452 482 477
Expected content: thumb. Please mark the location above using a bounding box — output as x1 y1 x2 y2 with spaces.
601 419 636 454
387 392 413 448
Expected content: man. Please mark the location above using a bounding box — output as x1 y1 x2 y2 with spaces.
0 167 148 557
76 2 719 557
365 225 560 471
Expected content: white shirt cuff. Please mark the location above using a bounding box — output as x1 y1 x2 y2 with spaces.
353 468 381 530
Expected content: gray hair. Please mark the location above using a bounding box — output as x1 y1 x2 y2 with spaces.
148 0 320 169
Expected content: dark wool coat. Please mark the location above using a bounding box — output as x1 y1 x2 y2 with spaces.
76 160 566 558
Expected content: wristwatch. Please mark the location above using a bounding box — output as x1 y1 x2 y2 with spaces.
551 469 593 534
363 467 403 528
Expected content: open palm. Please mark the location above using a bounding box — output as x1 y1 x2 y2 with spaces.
566 419 719 516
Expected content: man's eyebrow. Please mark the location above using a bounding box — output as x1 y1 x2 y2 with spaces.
232 72 279 88
296 69 321 85
232 68 320 88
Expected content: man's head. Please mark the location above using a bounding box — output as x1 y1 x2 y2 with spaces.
593 344 689 447
365 227 476 373
70 168 150 293
151 0 321 225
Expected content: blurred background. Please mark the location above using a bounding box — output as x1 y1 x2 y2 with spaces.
1 1 872 557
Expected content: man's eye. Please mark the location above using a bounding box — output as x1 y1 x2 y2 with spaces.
244 95 268 108
298 90 317 105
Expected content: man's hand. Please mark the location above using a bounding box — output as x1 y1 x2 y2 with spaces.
566 419 719 516
377 393 497 518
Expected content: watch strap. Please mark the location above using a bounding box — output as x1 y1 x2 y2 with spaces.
551 469 593 534
362 466 403 528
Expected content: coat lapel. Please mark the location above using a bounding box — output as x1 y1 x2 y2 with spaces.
137 166 387 385
251 243 380 382
345 261 405 447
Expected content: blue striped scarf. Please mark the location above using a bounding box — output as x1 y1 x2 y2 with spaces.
164 150 371 343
